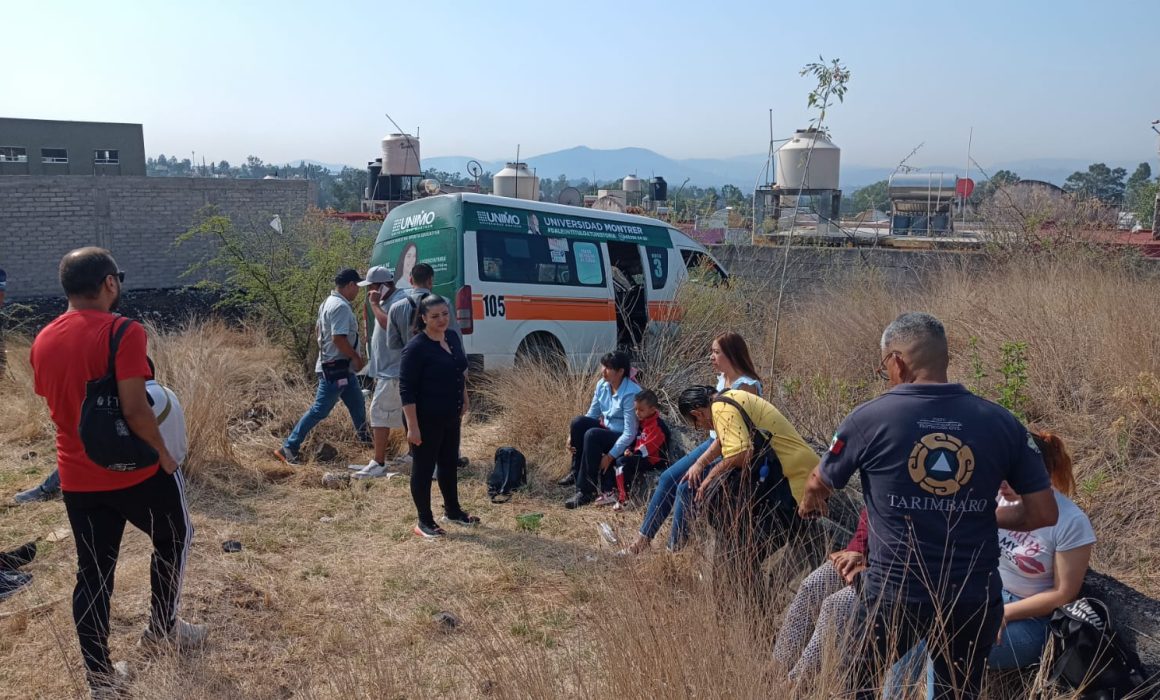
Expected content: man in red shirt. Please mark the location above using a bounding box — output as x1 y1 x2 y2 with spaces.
30 247 206 697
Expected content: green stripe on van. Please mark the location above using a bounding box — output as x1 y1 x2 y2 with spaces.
463 202 672 248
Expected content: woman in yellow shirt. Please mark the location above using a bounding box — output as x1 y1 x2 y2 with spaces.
677 385 820 612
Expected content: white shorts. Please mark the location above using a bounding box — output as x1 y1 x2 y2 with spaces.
370 378 403 429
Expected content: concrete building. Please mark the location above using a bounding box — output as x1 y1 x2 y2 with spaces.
0 118 146 176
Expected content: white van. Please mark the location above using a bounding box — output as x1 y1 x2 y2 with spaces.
372 193 726 371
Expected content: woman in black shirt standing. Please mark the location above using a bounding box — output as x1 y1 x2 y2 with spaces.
400 295 478 538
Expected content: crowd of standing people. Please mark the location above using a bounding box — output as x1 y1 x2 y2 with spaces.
4 245 1104 699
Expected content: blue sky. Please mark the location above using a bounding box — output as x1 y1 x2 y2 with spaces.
4 0 1159 170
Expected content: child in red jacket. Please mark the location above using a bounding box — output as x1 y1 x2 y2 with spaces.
598 390 666 508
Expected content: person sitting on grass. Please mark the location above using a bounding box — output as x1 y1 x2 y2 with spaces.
596 389 667 509
623 331 763 555
680 384 819 608
773 508 868 683
561 351 641 509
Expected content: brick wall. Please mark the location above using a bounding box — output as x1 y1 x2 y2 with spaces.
0 176 314 298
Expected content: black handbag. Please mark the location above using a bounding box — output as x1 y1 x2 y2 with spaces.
320 358 352 383
701 395 796 532
77 318 160 471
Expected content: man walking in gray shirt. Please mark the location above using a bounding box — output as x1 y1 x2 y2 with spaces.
352 265 407 478
275 268 369 465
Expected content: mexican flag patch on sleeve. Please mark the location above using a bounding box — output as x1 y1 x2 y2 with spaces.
828 434 845 455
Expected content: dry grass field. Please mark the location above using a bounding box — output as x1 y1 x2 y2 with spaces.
1 251 1157 699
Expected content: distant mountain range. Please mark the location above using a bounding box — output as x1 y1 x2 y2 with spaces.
295 148 1148 191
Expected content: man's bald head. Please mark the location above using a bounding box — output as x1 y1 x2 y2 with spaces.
881 312 949 376
60 247 118 299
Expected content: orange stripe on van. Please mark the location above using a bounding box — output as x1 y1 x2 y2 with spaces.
649 301 682 322
472 295 614 322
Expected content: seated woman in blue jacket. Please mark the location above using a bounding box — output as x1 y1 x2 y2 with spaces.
560 351 641 509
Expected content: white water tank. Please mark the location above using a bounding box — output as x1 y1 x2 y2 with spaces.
776 129 840 191
622 175 642 192
493 162 540 200
381 134 421 176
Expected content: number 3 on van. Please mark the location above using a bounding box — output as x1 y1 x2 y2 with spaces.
483 294 506 318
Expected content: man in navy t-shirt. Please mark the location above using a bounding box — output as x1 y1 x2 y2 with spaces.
798 312 1058 700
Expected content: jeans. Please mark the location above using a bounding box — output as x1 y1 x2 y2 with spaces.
39 468 61 494
284 372 369 453
568 416 620 497
638 438 712 548
849 592 1003 700
989 589 1049 669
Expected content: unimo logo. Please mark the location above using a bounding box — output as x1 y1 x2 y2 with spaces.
475 210 522 228
391 210 437 233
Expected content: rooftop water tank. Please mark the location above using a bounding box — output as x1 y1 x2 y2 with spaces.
367 160 382 199
493 162 540 201
622 175 642 192
381 134 421 176
650 176 668 201
887 172 959 201
776 129 840 191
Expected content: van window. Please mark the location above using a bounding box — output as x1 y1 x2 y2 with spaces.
680 249 725 286
645 246 669 290
477 230 605 287
573 242 604 285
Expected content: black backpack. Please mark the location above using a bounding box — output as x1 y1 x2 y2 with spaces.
78 318 160 471
702 395 796 530
405 292 438 338
487 447 527 503
1047 597 1147 699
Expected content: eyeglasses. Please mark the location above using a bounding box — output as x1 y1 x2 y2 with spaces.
109 271 125 283
876 351 900 381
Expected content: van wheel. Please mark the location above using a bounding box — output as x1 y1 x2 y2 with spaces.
516 333 566 373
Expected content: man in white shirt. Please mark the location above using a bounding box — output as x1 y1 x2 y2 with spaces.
275 268 369 465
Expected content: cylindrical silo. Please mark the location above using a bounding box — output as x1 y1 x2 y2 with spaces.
493 162 540 200
622 175 642 193
381 134 421 176
775 129 840 190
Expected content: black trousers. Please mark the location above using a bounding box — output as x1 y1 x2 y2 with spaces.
63 469 192 681
568 416 619 497
410 412 463 525
848 592 1004 700
600 454 648 493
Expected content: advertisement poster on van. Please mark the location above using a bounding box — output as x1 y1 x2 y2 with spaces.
374 197 460 295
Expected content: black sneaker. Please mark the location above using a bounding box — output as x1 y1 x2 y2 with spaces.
273 446 300 466
442 512 480 527
564 492 594 509
556 472 576 487
413 522 446 539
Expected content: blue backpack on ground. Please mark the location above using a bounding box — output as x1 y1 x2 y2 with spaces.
488 447 527 503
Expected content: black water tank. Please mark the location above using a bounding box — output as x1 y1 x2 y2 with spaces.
650 176 668 201
368 161 382 199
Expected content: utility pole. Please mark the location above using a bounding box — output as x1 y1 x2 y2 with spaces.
1152 121 1160 240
